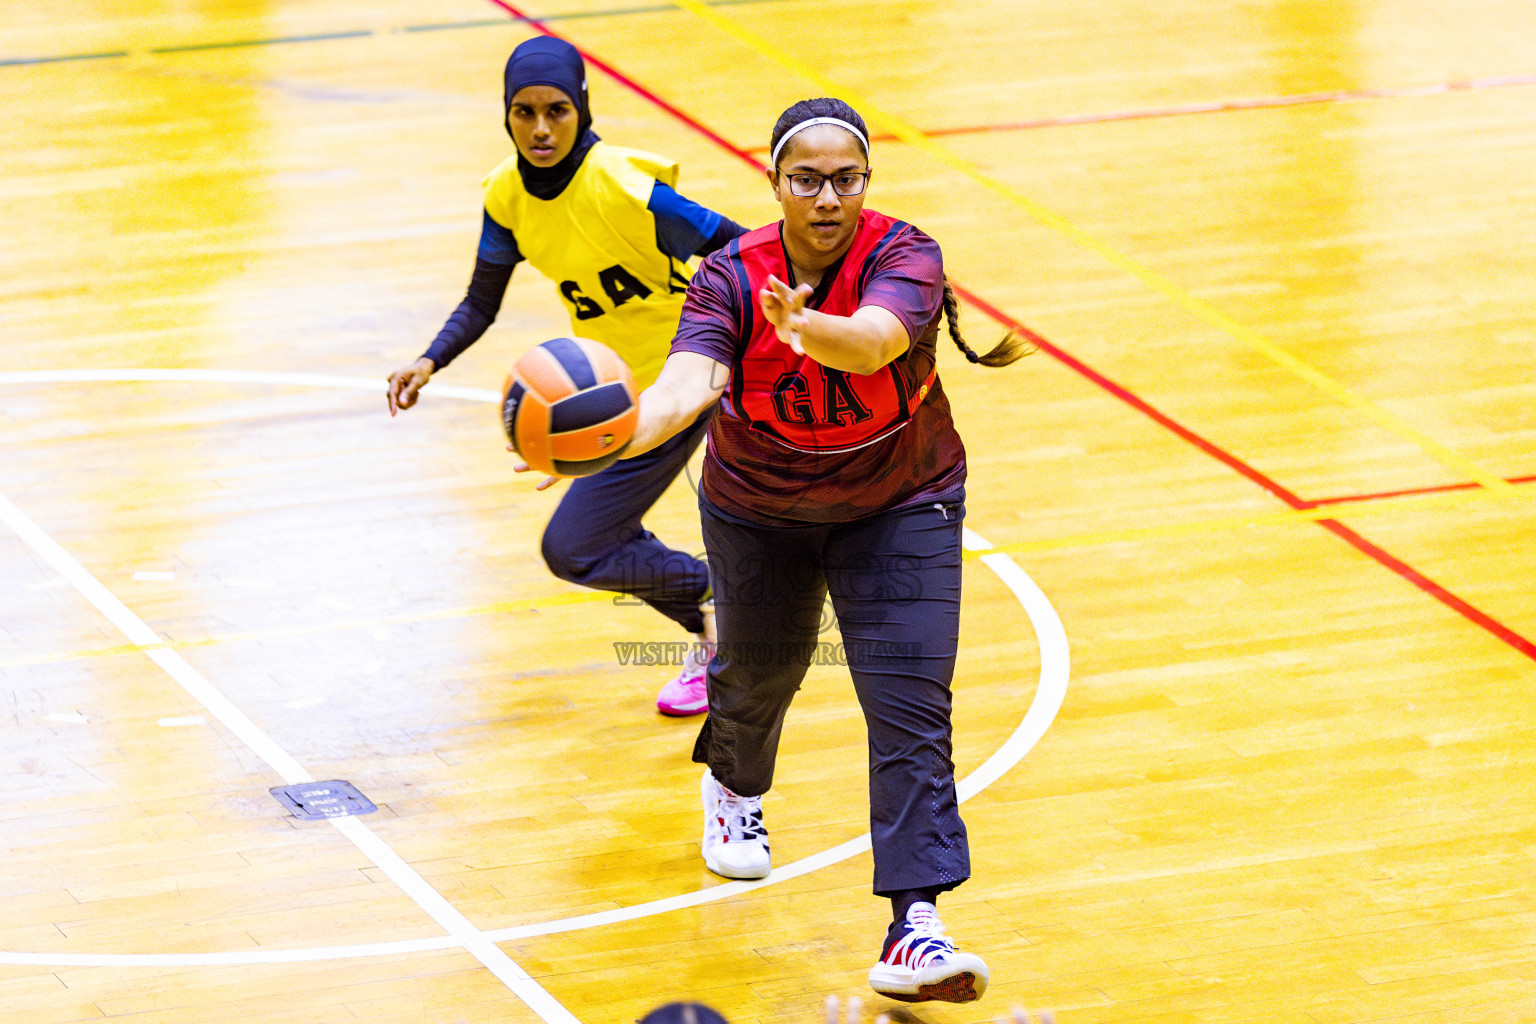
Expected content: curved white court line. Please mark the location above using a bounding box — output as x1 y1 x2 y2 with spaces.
483 527 1070 943
0 370 1069 995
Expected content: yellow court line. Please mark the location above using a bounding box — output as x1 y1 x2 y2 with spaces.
962 478 1532 559
665 0 1514 496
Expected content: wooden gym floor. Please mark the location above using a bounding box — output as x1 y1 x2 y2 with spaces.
2 1 1534 1022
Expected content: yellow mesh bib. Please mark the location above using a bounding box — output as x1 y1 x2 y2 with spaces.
483 142 693 390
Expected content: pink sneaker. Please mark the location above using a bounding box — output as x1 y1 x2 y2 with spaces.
656 640 712 716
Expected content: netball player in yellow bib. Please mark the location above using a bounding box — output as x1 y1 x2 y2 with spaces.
386 37 746 716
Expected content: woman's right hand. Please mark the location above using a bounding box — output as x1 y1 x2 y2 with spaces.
386 357 435 415
760 274 813 356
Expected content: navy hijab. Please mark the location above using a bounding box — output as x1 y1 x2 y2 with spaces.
503 37 600 200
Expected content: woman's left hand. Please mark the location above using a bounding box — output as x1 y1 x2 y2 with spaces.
506 445 563 491
759 274 814 356
823 995 885 1024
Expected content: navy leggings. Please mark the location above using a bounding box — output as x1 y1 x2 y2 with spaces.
540 409 713 635
692 491 971 895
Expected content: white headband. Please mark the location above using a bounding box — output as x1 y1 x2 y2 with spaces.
770 116 870 168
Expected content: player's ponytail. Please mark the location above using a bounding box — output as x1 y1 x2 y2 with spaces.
942 279 1032 367
769 99 1029 369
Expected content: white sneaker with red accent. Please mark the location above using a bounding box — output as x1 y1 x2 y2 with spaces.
656 639 712 716
700 768 770 879
868 902 989 1003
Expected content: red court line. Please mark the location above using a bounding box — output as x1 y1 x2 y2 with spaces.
951 286 1308 510
741 73 1536 152
1309 473 1536 507
959 289 1536 663
1315 520 1536 659
477 0 1536 664
484 0 759 167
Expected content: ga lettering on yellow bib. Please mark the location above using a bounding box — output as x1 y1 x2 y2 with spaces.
482 142 692 390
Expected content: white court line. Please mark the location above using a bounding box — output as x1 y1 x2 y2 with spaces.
481 527 1070 943
0 489 577 1024
0 370 1070 1001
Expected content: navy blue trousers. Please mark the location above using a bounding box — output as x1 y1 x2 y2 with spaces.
692 492 970 895
541 410 713 635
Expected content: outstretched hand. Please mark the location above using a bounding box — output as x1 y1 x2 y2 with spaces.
821 994 1053 1024
1000 1007 1055 1024
759 274 813 356
506 446 564 491
386 357 435 416
824 995 885 1024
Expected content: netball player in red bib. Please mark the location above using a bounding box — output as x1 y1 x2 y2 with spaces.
622 98 1027 1003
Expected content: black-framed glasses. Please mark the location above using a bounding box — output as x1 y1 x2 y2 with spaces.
780 170 870 197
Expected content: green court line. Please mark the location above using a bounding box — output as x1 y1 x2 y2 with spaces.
1 50 128 66
399 18 514 33
415 0 789 25
149 30 375 54
3 0 792 67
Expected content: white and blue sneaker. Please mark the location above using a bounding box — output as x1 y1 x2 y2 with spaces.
700 768 770 879
868 902 988 1003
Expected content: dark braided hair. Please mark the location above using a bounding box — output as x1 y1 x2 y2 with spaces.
771 98 1031 369
941 279 1034 366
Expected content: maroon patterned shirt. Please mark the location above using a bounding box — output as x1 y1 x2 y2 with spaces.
671 210 967 525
